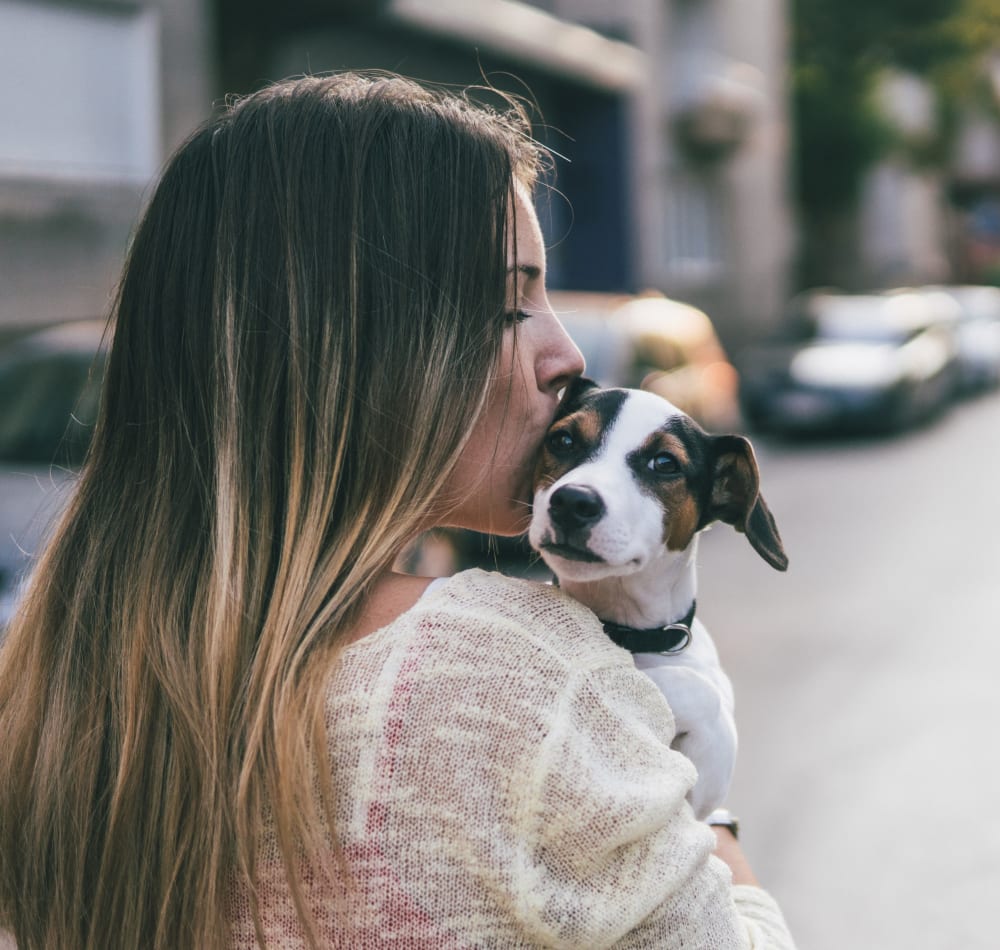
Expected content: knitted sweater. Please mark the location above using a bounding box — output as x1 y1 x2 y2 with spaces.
227 569 795 949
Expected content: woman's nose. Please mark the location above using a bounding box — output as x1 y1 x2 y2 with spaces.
541 314 585 395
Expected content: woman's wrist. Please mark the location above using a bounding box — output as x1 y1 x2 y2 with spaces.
706 810 759 886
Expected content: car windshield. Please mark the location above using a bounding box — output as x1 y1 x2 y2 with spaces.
0 346 103 466
810 295 929 345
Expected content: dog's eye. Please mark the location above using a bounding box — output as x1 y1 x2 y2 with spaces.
547 430 575 453
648 452 680 475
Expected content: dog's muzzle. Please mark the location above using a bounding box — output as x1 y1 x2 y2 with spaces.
535 484 608 564
548 485 605 531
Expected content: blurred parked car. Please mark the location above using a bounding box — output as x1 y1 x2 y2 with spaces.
0 320 106 628
740 290 961 435
919 284 1000 393
548 290 741 431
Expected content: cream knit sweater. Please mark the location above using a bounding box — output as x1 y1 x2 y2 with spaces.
227 569 795 949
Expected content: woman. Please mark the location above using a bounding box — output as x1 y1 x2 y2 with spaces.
0 73 794 948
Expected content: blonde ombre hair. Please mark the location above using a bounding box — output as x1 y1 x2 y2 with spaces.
0 73 542 948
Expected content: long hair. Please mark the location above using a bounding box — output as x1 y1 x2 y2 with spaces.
0 73 542 949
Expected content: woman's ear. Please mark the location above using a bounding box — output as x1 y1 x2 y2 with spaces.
708 435 788 572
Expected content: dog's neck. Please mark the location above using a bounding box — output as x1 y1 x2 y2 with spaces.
555 537 700 630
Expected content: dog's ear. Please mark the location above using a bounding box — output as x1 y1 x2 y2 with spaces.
708 435 788 571
555 376 600 420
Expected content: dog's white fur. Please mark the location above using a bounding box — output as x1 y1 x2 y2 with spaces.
632 626 736 819
530 389 761 819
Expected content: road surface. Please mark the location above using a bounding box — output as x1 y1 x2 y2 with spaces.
697 389 1000 950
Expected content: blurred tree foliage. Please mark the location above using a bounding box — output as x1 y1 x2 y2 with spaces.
792 0 1000 214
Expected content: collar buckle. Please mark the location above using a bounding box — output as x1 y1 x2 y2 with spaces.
655 623 693 655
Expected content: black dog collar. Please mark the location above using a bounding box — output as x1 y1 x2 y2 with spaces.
602 600 696 655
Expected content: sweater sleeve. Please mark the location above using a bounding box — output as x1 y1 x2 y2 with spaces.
507 661 796 950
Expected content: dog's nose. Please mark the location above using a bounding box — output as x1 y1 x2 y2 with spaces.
548 485 605 529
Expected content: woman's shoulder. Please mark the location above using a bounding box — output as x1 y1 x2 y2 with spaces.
332 568 649 745
407 568 621 671
339 568 629 685
421 567 579 617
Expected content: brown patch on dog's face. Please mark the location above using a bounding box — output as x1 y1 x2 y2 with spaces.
666 495 701 551
630 429 703 552
533 405 604 489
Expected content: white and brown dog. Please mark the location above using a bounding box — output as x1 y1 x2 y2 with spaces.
529 378 787 819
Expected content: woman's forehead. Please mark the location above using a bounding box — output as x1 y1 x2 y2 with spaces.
509 184 545 272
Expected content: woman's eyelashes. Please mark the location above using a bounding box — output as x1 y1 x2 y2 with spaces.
505 308 533 324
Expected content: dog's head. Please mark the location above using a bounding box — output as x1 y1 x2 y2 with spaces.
529 378 788 582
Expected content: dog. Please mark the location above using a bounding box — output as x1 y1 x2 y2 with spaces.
529 378 787 819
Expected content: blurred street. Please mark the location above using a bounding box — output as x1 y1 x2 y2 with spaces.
697 391 1000 950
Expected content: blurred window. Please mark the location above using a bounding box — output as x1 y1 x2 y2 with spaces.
663 170 725 284
0 0 159 182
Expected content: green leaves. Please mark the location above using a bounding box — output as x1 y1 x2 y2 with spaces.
791 0 999 268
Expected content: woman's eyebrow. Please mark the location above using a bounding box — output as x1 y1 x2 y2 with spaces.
508 263 541 281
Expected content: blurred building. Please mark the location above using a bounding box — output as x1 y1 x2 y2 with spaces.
0 0 213 336
857 70 952 289
615 0 795 352
948 57 1000 287
824 63 1000 293
218 0 795 351
1 0 794 353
